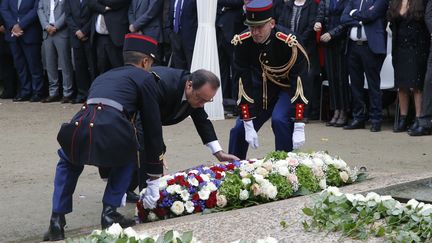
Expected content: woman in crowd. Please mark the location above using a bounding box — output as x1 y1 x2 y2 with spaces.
314 0 350 127
388 0 430 133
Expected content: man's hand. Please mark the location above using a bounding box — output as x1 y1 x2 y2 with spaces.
11 24 23 37
75 30 85 39
292 122 305 150
105 6 111 11
142 178 160 209
129 24 136 33
0 25 5 34
214 151 239 162
314 22 322 32
320 33 332 43
46 25 57 35
244 120 259 149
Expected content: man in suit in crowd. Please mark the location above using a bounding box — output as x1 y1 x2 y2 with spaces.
0 0 44 102
0 1 18 99
64 0 97 104
168 0 197 70
128 0 163 46
88 0 131 74
216 0 245 110
38 0 74 103
341 0 389 132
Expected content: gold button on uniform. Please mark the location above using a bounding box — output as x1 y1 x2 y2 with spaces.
89 123 94 127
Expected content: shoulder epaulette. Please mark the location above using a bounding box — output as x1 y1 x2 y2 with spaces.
275 32 299 47
231 31 252 46
151 71 161 82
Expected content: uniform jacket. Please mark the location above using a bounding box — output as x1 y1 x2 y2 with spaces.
232 27 308 119
87 0 131 47
37 0 68 39
0 0 42 43
128 0 163 42
340 0 389 54
64 0 93 48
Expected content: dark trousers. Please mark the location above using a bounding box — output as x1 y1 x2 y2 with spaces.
419 44 432 128
73 40 96 100
8 40 43 98
95 34 123 74
217 29 235 100
0 42 18 98
228 90 295 160
348 41 385 123
170 31 194 70
52 149 134 214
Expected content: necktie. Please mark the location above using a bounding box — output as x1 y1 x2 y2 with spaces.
356 0 364 39
173 0 183 33
17 0 22 9
174 101 189 119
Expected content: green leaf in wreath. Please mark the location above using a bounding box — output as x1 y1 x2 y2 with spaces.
163 230 174 243
375 226 385 237
302 207 314 216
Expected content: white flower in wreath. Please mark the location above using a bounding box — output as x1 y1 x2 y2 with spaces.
251 183 261 196
239 190 249 200
198 189 211 200
261 182 277 199
200 174 210 182
106 223 123 237
159 179 168 190
334 159 347 170
288 158 299 167
287 173 298 185
276 166 289 177
188 177 199 187
345 193 356 202
185 201 195 213
216 193 227 207
239 170 249 178
147 211 158 221
180 189 190 201
407 199 420 209
312 158 324 168
174 185 183 194
255 167 269 177
170 201 185 215
418 204 432 216
339 171 349 183
355 194 367 202
319 178 327 190
174 172 187 177
123 227 138 238
253 159 264 168
242 178 251 186
326 186 342 196
166 185 177 194
204 182 217 192
366 192 381 203
253 174 265 184
188 169 199 175
262 161 273 171
275 159 288 168
256 237 278 243
312 167 325 178
301 158 314 168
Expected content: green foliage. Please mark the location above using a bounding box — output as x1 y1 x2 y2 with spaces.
264 150 288 161
267 173 293 199
218 172 244 206
326 164 342 187
296 165 320 193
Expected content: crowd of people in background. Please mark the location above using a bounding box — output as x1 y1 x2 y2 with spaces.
0 0 432 136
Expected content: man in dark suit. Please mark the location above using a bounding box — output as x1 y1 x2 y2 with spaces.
0 1 18 99
128 0 163 41
216 0 245 108
168 0 197 70
0 0 44 102
341 0 389 132
65 0 97 103
88 0 131 74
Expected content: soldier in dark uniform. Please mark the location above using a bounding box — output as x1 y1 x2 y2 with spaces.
228 0 310 160
43 34 160 241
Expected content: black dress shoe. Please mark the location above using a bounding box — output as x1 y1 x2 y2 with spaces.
43 212 65 241
0 93 15 99
343 120 365 130
30 95 42 102
101 204 135 229
126 191 139 203
408 118 420 133
13 95 31 102
408 126 432 136
393 116 407 132
71 97 86 104
370 123 381 132
42 95 60 103
61 96 73 103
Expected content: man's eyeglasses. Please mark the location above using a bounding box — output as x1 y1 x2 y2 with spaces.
192 90 214 103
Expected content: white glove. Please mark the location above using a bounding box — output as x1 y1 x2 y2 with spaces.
292 122 305 150
142 178 160 209
244 120 259 149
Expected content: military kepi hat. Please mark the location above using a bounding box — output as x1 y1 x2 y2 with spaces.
244 0 273 26
123 33 158 60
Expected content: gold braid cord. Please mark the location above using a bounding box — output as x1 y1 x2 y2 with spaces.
231 34 243 46
291 76 309 104
237 78 255 105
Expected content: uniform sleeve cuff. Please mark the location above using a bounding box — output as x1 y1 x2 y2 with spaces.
350 9 358 16
206 140 222 154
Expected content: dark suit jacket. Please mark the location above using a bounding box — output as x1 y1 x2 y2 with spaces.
425 0 432 33
151 65 218 145
88 0 131 47
168 0 197 48
315 0 349 41
216 0 244 43
64 0 93 48
341 0 389 54
128 0 163 42
0 0 42 44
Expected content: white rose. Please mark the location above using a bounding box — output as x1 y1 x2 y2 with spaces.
241 163 255 173
288 158 299 167
188 177 199 187
251 183 261 196
147 211 158 221
170 201 185 215
185 201 195 213
180 189 190 201
200 174 210 182
326 186 342 196
204 182 217 192
276 166 289 177
339 171 349 183
253 174 265 184
242 178 251 186
159 180 168 190
173 185 182 194
366 192 381 203
123 227 138 238
313 158 324 167
301 158 314 168
261 182 278 199
166 185 176 194
345 193 356 202
336 159 347 169
216 193 227 207
262 161 273 171
239 170 249 178
253 159 264 167
188 170 199 175
198 189 211 200
275 160 288 168
239 190 249 200
319 178 327 190
106 223 123 237
355 194 367 202
255 167 269 177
